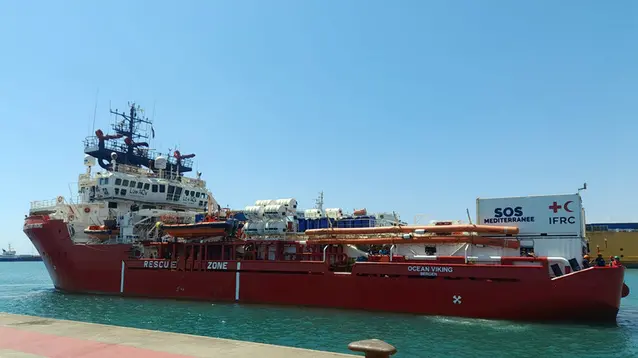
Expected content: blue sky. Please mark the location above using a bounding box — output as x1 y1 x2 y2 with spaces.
0 0 636 253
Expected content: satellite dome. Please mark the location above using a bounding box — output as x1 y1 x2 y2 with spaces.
155 155 168 170
83 154 96 167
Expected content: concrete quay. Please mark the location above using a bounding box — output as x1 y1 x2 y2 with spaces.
0 313 397 358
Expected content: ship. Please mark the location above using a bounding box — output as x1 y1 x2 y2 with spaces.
24 101 629 323
0 244 42 262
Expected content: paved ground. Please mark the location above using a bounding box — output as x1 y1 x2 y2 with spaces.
0 313 357 358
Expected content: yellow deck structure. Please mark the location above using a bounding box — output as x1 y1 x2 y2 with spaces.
586 222 638 267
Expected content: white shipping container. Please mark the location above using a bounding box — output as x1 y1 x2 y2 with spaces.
325 208 343 220
476 193 584 236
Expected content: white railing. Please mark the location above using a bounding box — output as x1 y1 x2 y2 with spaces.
30 198 59 210
115 164 150 176
181 177 206 188
30 195 82 210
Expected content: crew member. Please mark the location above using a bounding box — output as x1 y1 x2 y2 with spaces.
612 256 622 267
582 254 591 268
594 253 606 267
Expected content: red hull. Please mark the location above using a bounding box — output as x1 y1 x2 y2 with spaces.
24 216 626 323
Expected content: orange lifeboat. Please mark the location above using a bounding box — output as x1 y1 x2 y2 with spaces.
84 225 120 241
161 222 231 239
161 216 236 239
353 208 367 216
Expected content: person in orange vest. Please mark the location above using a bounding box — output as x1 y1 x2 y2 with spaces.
612 256 622 267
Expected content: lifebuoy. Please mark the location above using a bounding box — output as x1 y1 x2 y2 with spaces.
84 207 91 213
56 196 64 203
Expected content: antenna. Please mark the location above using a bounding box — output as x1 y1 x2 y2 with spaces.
87 100 194 175
91 88 99 133
315 191 324 211
578 182 587 193
150 100 156 144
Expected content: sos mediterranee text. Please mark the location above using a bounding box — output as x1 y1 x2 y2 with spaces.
483 206 535 224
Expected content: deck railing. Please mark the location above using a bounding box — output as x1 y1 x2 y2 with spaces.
30 198 59 210
30 196 82 210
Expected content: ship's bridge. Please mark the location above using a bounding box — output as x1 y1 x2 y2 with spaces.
78 155 216 212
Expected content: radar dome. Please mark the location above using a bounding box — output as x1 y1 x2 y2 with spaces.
154 155 168 169
83 155 96 167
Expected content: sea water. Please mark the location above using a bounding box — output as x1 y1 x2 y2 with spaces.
1 262 637 358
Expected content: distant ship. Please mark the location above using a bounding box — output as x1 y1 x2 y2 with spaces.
0 244 42 262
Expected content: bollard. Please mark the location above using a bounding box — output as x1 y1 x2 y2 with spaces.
348 339 397 358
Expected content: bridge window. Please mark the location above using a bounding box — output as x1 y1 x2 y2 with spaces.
104 178 109 185
114 188 120 195
152 185 158 193
174 187 182 201
199 201 203 206
144 183 150 190
196 192 200 198
137 182 143 189
185 190 190 196
130 181 136 188
159 185 166 193
122 180 129 187
121 189 127 196
191 191 195 197
115 178 122 186
108 202 118 208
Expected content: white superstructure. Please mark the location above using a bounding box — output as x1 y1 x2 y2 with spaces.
29 154 218 244
28 102 219 245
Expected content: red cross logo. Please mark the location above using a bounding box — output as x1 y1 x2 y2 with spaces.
549 201 562 213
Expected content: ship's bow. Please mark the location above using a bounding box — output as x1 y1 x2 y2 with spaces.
550 265 628 323
23 215 72 289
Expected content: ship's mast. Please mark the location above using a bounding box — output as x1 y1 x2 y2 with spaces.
315 191 324 212
86 101 195 174
110 102 152 165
